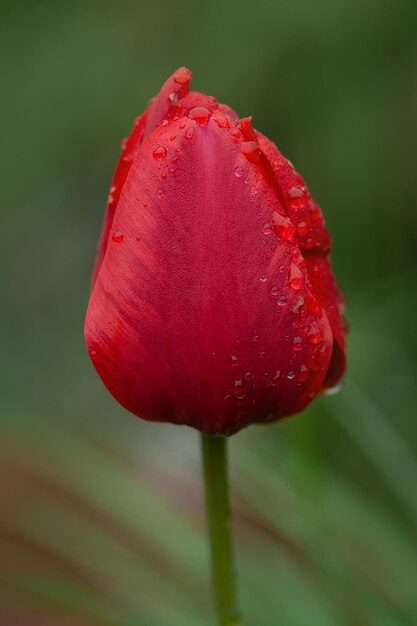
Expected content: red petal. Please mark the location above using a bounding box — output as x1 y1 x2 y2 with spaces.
85 116 334 434
143 67 192 137
304 254 347 388
91 110 149 287
257 132 331 254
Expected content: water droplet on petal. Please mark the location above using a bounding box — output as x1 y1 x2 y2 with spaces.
112 230 123 244
271 286 278 296
297 365 310 383
153 146 167 161
296 221 308 237
244 371 253 381
188 106 211 126
230 355 240 367
272 211 296 242
307 331 323 345
277 295 287 306
211 113 231 128
185 127 195 139
288 187 307 210
156 188 164 199
288 263 304 291
173 67 192 84
272 370 281 383
234 166 244 178
259 351 266 358
287 371 296 380
259 275 267 282
90 350 98 362
292 337 303 351
229 127 241 140
241 141 261 163
262 223 272 235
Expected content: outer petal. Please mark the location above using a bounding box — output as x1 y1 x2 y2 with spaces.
85 115 334 435
257 132 331 254
92 111 149 286
304 255 347 388
257 131 347 390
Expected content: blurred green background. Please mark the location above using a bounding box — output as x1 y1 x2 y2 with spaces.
1 0 417 624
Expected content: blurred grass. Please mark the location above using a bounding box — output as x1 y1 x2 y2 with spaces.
1 0 417 624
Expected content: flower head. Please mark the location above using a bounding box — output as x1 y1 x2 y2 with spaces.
85 67 347 435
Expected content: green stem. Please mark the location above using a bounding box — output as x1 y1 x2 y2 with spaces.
201 433 242 626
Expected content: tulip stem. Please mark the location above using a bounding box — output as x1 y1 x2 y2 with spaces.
201 433 242 626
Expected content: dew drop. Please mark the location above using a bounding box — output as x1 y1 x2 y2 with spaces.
234 166 244 178
262 223 272 235
253 335 259 342
153 146 167 161
277 295 287 306
89 350 98 362
188 106 211 126
288 263 304 291
259 275 267 282
173 67 192 85
297 365 310 383
241 141 261 163
292 337 303 351
287 371 296 380
185 127 195 140
272 157 287 172
244 371 253 381
272 370 281 384
307 331 323 345
156 188 164 199
170 134 177 141
270 286 278 296
310 205 321 222
259 351 266 358
288 187 307 210
296 221 308 237
112 230 123 244
179 119 186 129
230 355 240 367
212 113 231 128
271 211 296 242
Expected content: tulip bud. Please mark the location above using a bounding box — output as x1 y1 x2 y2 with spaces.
85 67 347 435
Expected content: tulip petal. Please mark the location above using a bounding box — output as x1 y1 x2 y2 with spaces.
304 255 347 388
92 111 149 287
257 132 331 254
86 114 335 434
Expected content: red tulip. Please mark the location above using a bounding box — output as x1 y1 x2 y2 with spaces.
85 67 347 435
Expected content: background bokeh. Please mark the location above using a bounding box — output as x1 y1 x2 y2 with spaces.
1 0 417 624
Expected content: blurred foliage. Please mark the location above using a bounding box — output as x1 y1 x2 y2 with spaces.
1 0 417 624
